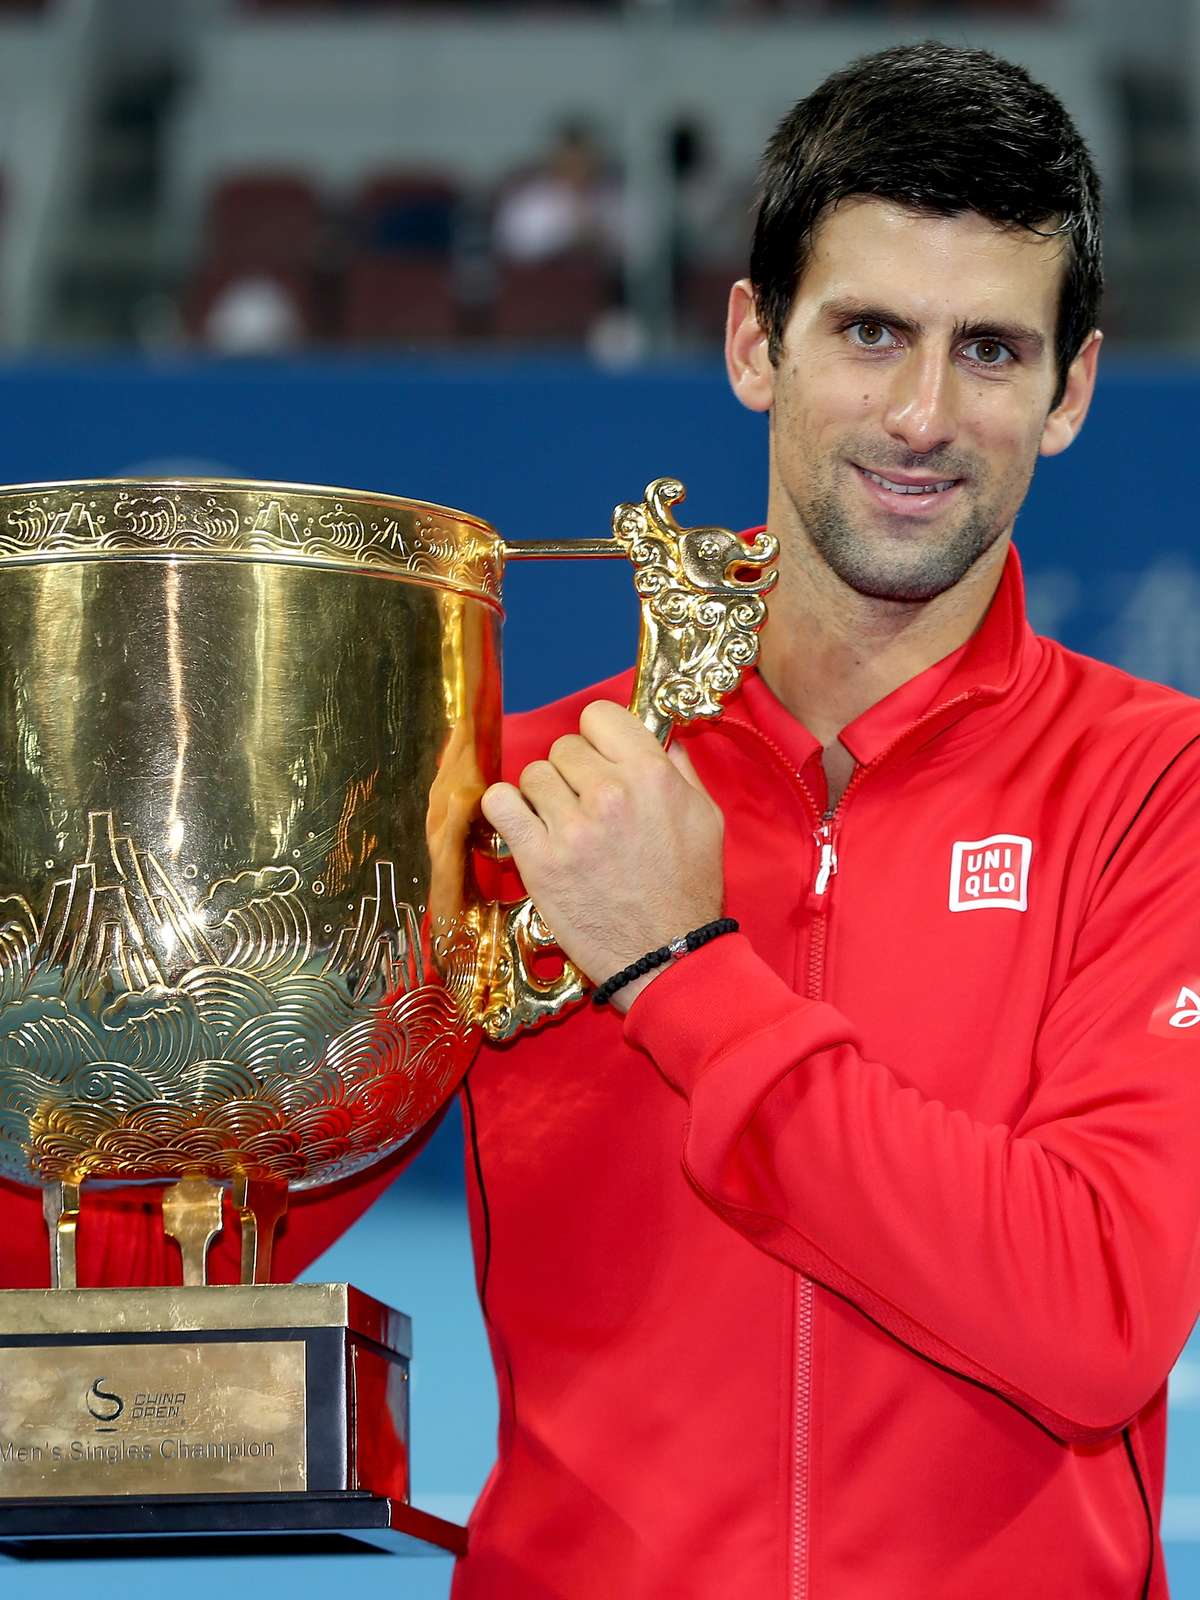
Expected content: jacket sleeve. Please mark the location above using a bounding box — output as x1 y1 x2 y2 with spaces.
623 759 1200 1447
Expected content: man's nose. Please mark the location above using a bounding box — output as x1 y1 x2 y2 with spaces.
881 350 958 456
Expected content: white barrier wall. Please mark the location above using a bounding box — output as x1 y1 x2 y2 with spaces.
0 1 104 344
166 15 1119 247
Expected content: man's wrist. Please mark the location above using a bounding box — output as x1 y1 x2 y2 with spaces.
592 917 740 1011
608 965 666 1016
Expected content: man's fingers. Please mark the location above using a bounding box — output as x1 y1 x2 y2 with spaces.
518 758 579 825
666 740 711 795
542 731 606 788
578 699 663 761
480 781 548 850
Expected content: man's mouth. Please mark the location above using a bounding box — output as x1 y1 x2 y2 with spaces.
860 466 959 496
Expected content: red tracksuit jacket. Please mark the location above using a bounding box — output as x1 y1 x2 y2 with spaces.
3 547 1197 1597
451 547 1200 1599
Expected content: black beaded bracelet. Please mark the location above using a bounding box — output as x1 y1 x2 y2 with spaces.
592 917 739 1006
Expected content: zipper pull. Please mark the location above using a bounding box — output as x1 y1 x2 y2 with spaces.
812 816 839 897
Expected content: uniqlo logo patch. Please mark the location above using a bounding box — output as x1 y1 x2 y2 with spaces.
1150 981 1200 1038
949 835 1032 912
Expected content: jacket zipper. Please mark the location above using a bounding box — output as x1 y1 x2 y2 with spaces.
718 719 825 1600
796 686 981 1025
792 1273 814 1600
724 689 979 1600
813 816 839 896
805 811 838 1011
793 811 834 1600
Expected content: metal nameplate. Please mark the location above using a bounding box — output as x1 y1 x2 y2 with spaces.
0 1339 307 1497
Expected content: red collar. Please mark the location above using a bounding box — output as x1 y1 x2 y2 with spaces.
726 542 1035 782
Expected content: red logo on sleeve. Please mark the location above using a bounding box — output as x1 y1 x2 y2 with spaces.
949 835 1032 912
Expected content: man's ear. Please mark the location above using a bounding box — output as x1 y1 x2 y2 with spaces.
725 279 776 414
1039 329 1102 457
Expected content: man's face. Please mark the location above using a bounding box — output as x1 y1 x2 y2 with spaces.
728 198 1097 604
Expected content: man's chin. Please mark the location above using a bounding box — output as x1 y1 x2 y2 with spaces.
811 513 1004 604
840 567 961 604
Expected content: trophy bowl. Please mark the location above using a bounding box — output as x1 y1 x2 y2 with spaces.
0 475 776 1550
0 478 505 1200
0 477 778 1240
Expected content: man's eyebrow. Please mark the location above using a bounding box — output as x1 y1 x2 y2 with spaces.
954 319 1045 356
819 298 922 338
819 298 1046 356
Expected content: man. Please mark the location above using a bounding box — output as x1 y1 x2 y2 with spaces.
2 39 1193 1599
468 41 1200 1600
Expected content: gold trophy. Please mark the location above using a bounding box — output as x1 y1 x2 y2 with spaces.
0 476 776 1555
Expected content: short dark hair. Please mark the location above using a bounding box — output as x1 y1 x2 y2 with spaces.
750 42 1103 407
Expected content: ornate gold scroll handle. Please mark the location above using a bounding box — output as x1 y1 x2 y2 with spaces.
481 477 779 1041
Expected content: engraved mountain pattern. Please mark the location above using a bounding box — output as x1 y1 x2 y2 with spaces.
0 813 476 1188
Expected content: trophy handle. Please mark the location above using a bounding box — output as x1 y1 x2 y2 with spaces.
479 477 778 1042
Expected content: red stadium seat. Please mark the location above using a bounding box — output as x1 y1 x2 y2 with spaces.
490 256 610 343
678 260 740 344
340 254 461 345
201 172 326 271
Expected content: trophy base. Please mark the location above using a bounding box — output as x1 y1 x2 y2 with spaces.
0 1282 466 1559
0 1491 467 1559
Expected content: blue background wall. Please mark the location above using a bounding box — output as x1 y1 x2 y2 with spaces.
1 356 1197 1596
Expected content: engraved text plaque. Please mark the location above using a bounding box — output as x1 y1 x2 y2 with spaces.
0 1339 307 1496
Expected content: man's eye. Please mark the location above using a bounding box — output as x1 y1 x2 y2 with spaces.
963 338 1013 366
848 321 896 349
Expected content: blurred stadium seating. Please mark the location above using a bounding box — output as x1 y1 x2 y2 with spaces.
0 0 1190 354
0 1 1149 353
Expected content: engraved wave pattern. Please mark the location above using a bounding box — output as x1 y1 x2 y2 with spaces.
1 969 473 1186
107 494 178 543
0 502 100 553
2 503 53 544
204 867 313 981
309 506 367 555
433 919 481 1015
0 489 502 599
0 897 36 1006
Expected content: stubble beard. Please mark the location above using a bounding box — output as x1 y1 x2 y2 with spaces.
798 455 1035 604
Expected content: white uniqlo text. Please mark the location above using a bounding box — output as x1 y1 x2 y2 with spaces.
949 834 1033 912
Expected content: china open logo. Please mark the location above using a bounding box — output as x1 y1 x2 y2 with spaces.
86 1379 125 1432
949 835 1032 913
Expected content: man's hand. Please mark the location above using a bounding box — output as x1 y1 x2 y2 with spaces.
481 701 726 1011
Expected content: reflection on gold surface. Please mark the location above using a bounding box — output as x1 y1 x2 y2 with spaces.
0 482 500 1198
0 477 775 1274
326 774 380 900
161 1176 225 1287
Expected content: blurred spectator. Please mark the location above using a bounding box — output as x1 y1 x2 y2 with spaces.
665 117 753 344
667 117 750 277
355 171 460 256
202 274 305 354
488 120 625 346
493 120 623 266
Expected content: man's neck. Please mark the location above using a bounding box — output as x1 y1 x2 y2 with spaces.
756 534 1009 797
